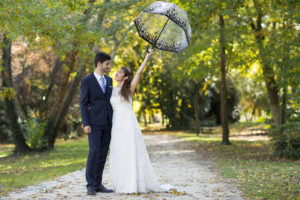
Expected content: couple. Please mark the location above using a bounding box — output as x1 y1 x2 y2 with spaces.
80 49 172 195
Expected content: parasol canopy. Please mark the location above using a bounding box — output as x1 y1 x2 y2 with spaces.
134 1 191 53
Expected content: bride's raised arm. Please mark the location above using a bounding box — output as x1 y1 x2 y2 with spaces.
130 48 154 93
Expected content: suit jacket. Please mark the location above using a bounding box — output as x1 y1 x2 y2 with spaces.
80 72 113 128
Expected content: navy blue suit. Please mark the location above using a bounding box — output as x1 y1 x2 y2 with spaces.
80 72 113 189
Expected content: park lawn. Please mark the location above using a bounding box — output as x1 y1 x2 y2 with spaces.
164 131 300 200
0 136 89 195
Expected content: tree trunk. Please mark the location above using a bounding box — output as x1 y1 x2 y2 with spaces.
143 109 148 126
48 61 86 148
251 10 281 127
281 85 287 124
264 73 281 127
148 109 153 124
280 22 290 125
194 94 200 135
42 51 78 148
194 81 201 135
38 58 64 121
219 14 230 145
250 102 257 121
137 109 142 123
44 59 63 105
1 33 31 153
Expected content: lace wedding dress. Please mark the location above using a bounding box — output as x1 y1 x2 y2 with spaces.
109 87 172 193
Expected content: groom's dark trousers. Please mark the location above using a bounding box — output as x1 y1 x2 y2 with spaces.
86 126 111 188
80 72 113 189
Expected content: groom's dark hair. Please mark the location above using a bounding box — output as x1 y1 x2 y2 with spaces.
94 51 111 68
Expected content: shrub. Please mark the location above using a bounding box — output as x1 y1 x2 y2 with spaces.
271 122 300 159
23 117 47 150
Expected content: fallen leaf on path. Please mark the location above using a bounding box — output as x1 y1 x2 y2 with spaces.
171 189 182 195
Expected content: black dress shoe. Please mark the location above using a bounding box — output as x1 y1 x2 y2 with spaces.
87 187 96 195
94 184 113 193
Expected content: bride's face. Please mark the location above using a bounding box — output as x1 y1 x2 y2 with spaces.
115 69 126 81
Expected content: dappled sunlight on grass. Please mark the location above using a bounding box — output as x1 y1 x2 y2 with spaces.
0 136 89 194
0 144 14 158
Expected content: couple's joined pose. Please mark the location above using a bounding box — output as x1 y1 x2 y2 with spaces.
80 49 172 195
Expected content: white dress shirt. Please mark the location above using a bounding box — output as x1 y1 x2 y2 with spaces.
93 71 106 91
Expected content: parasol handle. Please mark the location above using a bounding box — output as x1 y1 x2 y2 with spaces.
146 44 154 54
147 44 151 53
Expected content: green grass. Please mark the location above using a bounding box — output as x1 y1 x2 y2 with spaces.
161 131 300 200
0 136 89 195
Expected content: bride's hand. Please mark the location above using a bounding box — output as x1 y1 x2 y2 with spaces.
147 48 154 57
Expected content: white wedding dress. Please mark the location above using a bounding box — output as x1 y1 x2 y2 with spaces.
109 87 172 193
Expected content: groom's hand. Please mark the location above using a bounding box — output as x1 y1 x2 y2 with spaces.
84 126 91 134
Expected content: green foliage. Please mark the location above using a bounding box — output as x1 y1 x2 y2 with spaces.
0 87 16 101
271 122 300 159
23 117 47 150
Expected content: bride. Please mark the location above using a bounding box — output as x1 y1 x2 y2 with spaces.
109 48 172 193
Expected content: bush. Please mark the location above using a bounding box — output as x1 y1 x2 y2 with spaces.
23 117 48 150
271 122 300 159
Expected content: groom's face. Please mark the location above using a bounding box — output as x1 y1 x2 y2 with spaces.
99 60 111 73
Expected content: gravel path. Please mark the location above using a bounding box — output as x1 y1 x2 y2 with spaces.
1 134 244 200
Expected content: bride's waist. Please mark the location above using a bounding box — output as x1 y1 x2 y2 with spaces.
112 107 133 111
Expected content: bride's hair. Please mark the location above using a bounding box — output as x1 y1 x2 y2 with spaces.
120 66 134 101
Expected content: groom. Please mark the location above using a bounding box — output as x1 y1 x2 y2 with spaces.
80 51 113 195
